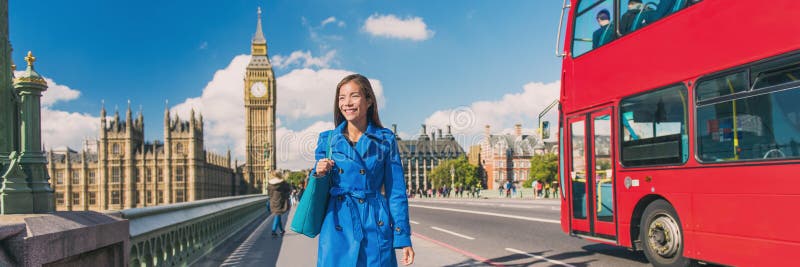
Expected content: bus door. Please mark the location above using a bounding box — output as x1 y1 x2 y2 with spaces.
567 107 617 241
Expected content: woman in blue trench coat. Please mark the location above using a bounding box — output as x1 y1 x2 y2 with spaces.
312 74 415 266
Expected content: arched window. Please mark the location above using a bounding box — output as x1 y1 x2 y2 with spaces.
176 143 184 154
112 143 120 154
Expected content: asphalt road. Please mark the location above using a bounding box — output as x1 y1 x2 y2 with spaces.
407 197 652 267
194 197 660 267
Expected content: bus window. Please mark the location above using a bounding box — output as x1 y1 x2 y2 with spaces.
753 65 800 89
620 85 689 166
696 72 748 101
593 115 613 222
570 120 587 219
572 0 615 57
697 67 800 162
619 0 690 35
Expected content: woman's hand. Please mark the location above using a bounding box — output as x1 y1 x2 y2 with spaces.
401 246 415 265
314 158 335 177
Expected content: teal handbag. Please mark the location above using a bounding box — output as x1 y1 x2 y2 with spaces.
290 132 334 238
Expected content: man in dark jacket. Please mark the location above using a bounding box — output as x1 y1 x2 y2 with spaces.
268 171 292 237
592 9 615 49
620 0 644 35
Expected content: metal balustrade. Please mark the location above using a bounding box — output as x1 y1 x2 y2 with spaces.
108 195 268 267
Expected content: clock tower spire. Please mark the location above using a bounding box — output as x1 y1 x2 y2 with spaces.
243 6 276 194
251 7 267 56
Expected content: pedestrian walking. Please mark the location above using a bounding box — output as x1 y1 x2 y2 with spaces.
267 171 291 238
536 180 544 198
311 74 414 266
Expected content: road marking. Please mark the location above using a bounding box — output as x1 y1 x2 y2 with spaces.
410 220 420 225
411 199 559 210
409 204 560 224
505 247 576 267
412 232 506 267
431 226 475 240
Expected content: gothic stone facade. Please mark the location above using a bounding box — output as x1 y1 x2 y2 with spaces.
397 124 465 191
47 105 242 211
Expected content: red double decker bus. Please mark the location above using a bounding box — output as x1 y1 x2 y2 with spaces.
556 0 800 266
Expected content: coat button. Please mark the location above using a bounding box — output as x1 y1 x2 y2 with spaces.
358 199 364 204
377 221 384 226
360 169 366 175
338 196 344 201
395 227 402 232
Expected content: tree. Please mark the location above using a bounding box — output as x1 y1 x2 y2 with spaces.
429 156 480 188
286 171 308 188
526 153 559 187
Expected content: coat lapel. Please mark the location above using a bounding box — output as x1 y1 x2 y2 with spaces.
355 122 381 160
330 121 365 166
331 121 386 170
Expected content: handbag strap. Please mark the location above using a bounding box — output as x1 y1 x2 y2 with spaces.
326 129 334 159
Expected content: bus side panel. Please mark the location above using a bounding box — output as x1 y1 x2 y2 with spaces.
689 163 800 266
614 169 693 249
692 231 800 266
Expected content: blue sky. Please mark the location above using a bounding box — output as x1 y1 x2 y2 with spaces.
9 0 563 169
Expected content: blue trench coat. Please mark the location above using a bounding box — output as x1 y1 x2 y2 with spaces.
312 121 412 267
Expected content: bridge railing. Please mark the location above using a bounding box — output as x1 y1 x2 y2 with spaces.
107 194 268 267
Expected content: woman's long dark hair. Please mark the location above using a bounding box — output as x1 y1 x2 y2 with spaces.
334 74 383 128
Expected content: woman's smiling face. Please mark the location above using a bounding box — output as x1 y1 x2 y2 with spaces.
338 81 371 123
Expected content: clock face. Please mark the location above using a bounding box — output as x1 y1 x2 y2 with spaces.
250 82 267 98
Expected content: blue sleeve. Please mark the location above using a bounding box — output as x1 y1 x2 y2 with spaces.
383 134 412 248
310 131 330 177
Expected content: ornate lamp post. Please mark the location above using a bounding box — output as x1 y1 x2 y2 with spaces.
1 51 54 213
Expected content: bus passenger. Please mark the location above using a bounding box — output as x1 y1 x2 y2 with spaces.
653 0 677 21
620 0 644 35
592 9 615 49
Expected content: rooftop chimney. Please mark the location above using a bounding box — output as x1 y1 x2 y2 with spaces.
419 124 430 140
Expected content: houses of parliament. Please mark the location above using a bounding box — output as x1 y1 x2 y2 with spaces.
47 8 276 211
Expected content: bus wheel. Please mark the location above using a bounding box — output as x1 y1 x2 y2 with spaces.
640 199 690 267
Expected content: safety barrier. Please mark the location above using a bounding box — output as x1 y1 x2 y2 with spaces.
108 195 267 267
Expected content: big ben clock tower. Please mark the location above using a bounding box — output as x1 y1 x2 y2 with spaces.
244 7 276 194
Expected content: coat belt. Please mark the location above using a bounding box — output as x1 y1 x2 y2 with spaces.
330 187 379 242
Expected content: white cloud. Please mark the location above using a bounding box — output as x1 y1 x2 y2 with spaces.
41 108 99 151
275 120 335 170
171 55 250 163
15 71 81 107
171 55 386 170
422 81 561 146
302 17 344 52
12 72 100 151
271 50 336 69
321 16 345 28
199 41 208 50
396 131 413 141
277 68 385 120
363 14 435 41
